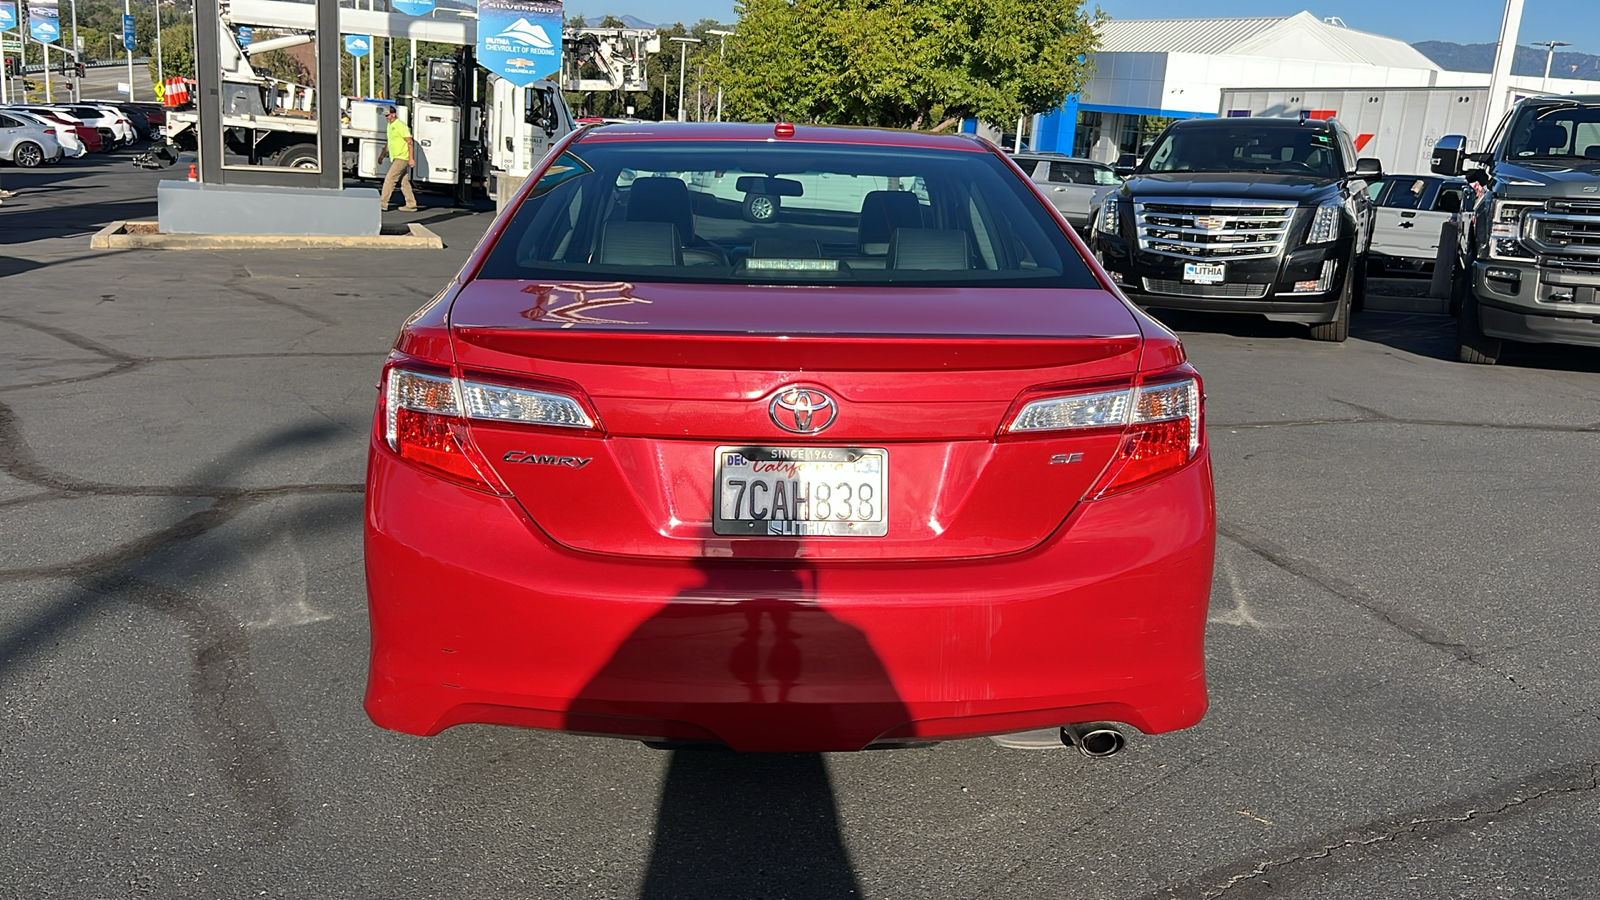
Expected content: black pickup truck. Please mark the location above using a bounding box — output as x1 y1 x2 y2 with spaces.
1431 95 1600 364
1090 116 1382 342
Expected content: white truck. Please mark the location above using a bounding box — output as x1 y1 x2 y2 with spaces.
1217 86 1501 177
163 0 574 205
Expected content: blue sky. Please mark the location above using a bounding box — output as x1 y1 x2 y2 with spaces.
567 1 1600 57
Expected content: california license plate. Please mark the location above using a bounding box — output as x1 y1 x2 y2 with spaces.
1183 262 1226 284
713 446 887 537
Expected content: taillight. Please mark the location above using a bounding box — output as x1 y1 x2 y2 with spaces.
1006 371 1204 499
380 364 598 492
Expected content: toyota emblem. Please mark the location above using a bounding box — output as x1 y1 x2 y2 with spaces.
769 387 838 434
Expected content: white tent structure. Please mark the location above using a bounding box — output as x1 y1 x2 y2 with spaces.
1030 10 1600 162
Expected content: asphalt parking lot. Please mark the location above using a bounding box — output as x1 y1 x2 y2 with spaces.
2 154 1598 899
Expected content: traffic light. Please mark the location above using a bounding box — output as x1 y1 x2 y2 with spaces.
75 62 86 78
3 58 16 78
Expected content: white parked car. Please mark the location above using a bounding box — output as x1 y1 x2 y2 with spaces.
47 104 136 148
4 109 87 158
0 111 65 167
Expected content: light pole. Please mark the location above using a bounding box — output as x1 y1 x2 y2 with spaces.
669 35 698 122
69 0 77 100
707 28 731 122
1531 40 1570 92
1483 0 1524 145
123 0 133 100
155 0 164 87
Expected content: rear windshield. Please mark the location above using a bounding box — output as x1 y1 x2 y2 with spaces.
477 139 1099 288
1144 126 1343 178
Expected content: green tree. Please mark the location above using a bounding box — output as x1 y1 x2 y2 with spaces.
149 21 194 82
715 0 1102 131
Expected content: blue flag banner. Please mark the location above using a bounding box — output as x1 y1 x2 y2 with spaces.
122 13 135 51
0 2 18 33
28 0 60 43
344 34 371 57
478 0 561 87
237 25 252 48
393 0 435 17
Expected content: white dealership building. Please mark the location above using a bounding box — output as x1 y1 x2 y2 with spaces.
1015 10 1600 163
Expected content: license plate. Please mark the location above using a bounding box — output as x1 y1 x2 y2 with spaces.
713 446 887 537
1183 263 1226 284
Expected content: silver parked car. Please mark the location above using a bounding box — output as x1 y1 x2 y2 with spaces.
1011 152 1122 232
0 111 64 168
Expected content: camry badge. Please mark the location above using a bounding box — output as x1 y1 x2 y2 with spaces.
502 452 593 468
769 387 838 434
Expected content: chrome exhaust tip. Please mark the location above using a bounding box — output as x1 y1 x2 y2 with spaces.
1059 723 1127 758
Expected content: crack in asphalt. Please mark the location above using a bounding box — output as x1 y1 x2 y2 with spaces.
0 402 361 503
1141 762 1600 899
225 266 340 326
1213 414 1600 434
81 573 299 840
1218 521 1600 731
0 315 368 840
1216 521 1483 666
1212 395 1600 434
0 313 380 394
969 752 1216 900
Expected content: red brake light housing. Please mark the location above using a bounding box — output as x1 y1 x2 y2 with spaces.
1004 366 1205 499
376 357 602 494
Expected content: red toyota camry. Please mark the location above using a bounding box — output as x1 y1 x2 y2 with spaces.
364 123 1215 753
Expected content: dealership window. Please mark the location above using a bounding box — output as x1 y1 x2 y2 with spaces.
1073 111 1103 158
1117 116 1144 157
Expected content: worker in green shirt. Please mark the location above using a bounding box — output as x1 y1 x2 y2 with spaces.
380 106 419 212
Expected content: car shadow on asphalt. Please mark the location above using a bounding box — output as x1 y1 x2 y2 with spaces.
569 556 907 897
1148 306 1600 372
1143 307 1310 341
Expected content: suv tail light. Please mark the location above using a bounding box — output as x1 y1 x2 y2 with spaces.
379 362 599 493
1005 370 1204 499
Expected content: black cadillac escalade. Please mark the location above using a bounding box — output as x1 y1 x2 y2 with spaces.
1090 117 1382 342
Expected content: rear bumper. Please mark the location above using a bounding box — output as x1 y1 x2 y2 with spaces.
363 442 1216 752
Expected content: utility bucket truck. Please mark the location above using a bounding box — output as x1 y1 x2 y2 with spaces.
161 0 574 204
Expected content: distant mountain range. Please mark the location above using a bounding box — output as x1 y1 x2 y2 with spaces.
1413 41 1600 81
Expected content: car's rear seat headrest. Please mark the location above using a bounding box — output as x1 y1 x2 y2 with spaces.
858 191 923 255
627 177 696 242
889 229 971 270
599 221 683 266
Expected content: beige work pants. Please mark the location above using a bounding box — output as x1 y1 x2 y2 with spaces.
381 157 417 209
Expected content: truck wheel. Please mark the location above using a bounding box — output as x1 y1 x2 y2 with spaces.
274 144 319 170
1456 294 1502 365
12 141 44 168
1308 255 1353 342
